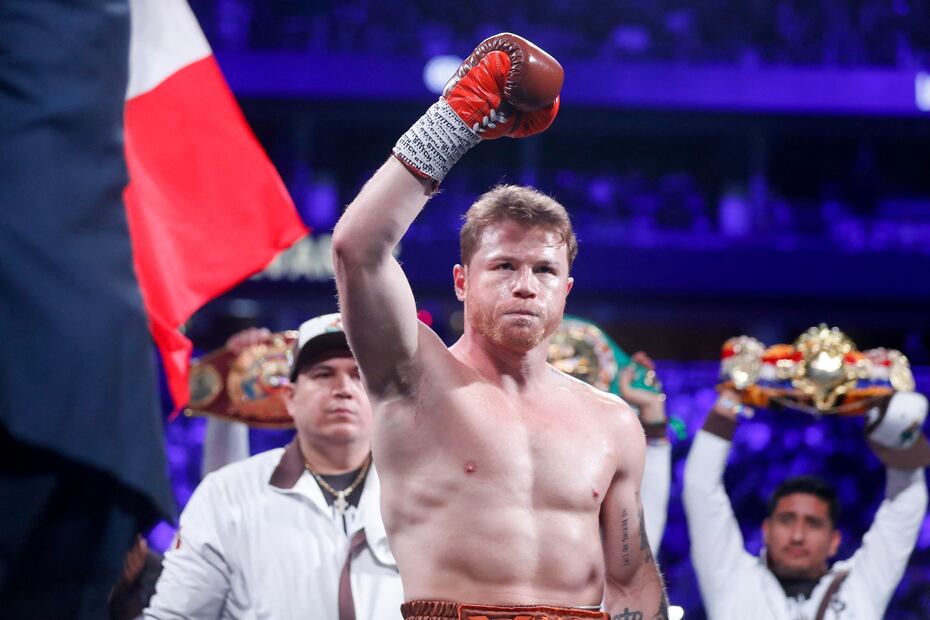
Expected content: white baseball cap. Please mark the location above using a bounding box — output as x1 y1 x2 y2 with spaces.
290 313 351 380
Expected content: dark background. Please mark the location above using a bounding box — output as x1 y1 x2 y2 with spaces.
155 2 930 617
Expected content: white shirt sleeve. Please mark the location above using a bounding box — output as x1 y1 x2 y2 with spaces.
841 467 928 616
642 441 671 554
682 429 757 608
144 474 235 620
201 418 250 478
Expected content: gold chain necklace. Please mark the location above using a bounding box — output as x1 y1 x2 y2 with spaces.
303 454 371 515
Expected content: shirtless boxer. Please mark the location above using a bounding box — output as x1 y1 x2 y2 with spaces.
332 34 668 620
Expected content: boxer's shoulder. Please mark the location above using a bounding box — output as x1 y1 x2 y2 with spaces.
544 366 639 432
549 365 629 409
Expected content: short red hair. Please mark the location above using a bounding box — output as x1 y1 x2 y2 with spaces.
459 185 577 268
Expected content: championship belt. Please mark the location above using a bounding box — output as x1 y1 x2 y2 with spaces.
548 315 661 395
719 324 915 416
185 331 298 428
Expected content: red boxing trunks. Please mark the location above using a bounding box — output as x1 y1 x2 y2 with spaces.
401 600 608 620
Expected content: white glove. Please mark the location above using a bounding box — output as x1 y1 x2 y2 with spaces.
866 392 927 450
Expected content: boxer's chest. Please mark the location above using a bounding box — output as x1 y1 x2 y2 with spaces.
425 382 618 506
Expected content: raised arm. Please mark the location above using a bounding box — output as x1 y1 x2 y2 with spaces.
332 160 431 395
843 467 927 614
601 409 669 620
332 33 562 396
618 356 670 554
842 392 930 614
201 417 250 478
681 391 757 607
642 440 671 555
200 327 282 477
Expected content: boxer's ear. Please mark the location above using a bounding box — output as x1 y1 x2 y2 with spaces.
453 264 467 301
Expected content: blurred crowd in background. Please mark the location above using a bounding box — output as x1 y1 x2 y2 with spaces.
187 0 930 257
195 0 930 68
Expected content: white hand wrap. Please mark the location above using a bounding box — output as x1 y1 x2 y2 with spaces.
867 392 927 450
392 99 481 184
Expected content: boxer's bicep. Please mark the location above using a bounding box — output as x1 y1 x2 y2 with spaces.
333 157 433 395
601 446 649 587
602 421 669 619
335 251 420 392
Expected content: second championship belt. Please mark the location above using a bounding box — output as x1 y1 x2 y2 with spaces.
185 331 298 428
547 315 661 395
719 324 915 416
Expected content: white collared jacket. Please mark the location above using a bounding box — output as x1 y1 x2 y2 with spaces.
683 423 927 620
145 440 403 620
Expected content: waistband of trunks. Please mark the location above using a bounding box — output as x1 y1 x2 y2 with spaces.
400 599 608 620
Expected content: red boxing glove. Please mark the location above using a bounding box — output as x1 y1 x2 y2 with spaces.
443 33 563 139
393 33 563 184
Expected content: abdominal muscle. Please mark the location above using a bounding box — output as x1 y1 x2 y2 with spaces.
372 345 621 608
379 459 608 607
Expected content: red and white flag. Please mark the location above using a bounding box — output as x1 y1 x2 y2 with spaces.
124 0 308 411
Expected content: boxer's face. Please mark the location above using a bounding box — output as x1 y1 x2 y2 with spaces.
763 493 841 580
454 219 573 352
286 353 372 447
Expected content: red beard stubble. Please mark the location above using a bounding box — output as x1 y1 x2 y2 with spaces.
466 296 565 352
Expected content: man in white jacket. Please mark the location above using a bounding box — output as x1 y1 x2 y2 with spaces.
617 353 672 555
145 313 403 620
683 389 929 620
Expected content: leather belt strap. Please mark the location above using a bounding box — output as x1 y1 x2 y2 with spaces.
338 529 367 620
814 570 849 620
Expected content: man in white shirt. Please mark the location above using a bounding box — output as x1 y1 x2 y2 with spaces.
617 353 672 554
683 388 929 619
145 313 403 620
